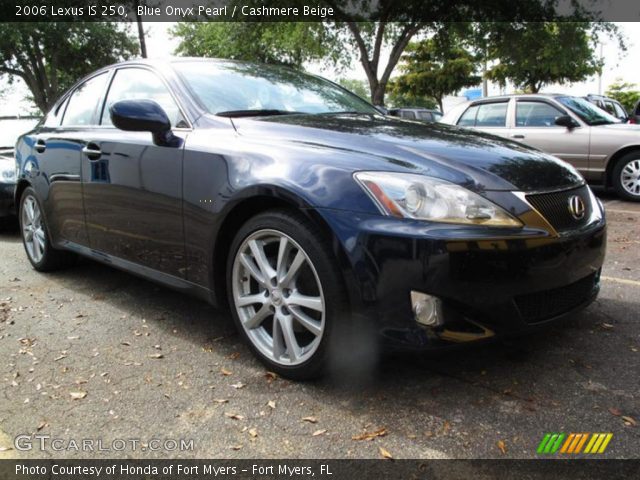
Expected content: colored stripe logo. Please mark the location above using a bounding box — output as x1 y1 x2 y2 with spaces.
537 433 612 454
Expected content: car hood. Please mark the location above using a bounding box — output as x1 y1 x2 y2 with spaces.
231 113 583 192
592 123 640 135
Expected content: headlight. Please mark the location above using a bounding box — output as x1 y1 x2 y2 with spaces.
0 162 16 183
354 171 522 227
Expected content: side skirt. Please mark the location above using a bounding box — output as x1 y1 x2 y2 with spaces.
58 240 216 305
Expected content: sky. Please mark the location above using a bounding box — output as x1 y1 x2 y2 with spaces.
1 22 638 115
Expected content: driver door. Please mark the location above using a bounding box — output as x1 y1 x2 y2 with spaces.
81 67 189 278
508 100 590 174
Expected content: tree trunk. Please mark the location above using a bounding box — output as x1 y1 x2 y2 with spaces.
371 82 386 106
135 3 147 58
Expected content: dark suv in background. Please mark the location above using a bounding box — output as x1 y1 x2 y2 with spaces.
585 94 629 123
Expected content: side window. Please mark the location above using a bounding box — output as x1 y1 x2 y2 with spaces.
457 105 479 126
44 97 69 127
417 111 433 121
613 103 626 119
401 111 416 120
101 68 187 128
474 103 508 127
603 101 617 116
516 101 563 127
61 73 109 127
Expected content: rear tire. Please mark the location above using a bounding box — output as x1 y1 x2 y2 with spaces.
226 209 349 380
19 187 75 271
612 151 640 201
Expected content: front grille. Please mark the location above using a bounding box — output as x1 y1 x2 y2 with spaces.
514 273 597 324
526 185 592 233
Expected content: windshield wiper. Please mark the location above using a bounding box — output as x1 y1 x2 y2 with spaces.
216 109 303 118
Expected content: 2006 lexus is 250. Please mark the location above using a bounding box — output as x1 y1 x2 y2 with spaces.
14 59 606 379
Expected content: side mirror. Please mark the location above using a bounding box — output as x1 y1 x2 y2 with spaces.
554 115 578 129
110 100 180 147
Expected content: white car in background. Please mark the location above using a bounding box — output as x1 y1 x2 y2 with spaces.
0 116 39 225
441 94 640 201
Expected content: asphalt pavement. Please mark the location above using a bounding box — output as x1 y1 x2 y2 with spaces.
0 190 638 459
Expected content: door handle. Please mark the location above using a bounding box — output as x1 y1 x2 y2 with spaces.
511 134 525 139
82 143 102 161
35 139 46 153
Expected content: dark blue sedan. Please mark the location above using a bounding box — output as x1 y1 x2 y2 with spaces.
14 59 606 379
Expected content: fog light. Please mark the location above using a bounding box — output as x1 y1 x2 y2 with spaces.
410 291 444 327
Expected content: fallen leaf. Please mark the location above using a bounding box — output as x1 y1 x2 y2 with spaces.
267 400 276 409
54 354 67 362
220 368 232 376
148 353 164 359
0 446 13 452
225 412 244 421
497 440 507 454
227 352 240 360
609 407 622 416
352 427 387 441
213 398 229 404
379 446 393 460
601 323 614 330
265 371 278 381
121 342 131 347
302 416 318 424
229 444 242 450
70 391 87 400
312 429 327 436
36 421 47 431
230 382 245 389
622 416 637 426
249 428 258 438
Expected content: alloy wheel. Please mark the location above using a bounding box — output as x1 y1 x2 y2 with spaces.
21 195 46 264
621 159 640 196
231 229 325 366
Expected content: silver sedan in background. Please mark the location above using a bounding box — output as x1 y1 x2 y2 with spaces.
441 94 640 201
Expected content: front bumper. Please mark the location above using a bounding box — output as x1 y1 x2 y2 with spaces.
0 183 15 217
317 208 606 350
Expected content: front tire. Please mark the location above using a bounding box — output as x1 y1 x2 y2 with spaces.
226 210 348 380
19 187 75 271
612 152 640 201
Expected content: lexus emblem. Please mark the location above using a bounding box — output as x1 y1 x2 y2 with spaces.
568 195 586 220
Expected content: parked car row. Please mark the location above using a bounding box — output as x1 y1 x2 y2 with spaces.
441 94 640 201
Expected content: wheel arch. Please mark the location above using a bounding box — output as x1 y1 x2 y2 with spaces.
14 179 31 206
605 145 640 187
210 187 358 312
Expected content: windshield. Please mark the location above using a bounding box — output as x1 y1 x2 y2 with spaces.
175 61 379 117
555 96 619 126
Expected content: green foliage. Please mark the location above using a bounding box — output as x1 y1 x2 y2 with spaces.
0 22 138 113
481 22 609 93
336 78 369 100
606 79 640 113
390 36 480 110
171 22 338 68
